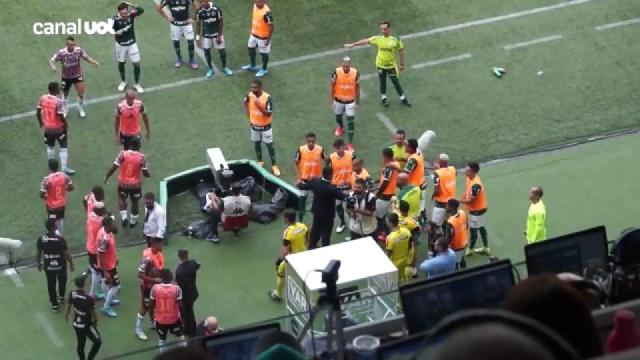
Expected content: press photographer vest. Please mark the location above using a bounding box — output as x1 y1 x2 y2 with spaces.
348 191 377 236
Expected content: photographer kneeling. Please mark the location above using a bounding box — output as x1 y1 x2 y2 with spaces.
346 178 377 241
203 185 251 243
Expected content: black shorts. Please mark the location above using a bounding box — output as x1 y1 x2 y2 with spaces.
156 319 183 340
88 253 101 273
118 185 142 201
43 129 68 148
61 76 83 93
377 67 399 78
47 206 65 220
141 286 152 308
119 133 141 150
104 268 120 286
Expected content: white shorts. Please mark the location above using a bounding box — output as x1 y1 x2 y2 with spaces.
420 187 428 212
375 198 391 219
333 101 357 117
251 128 273 144
455 249 466 264
115 43 141 63
431 206 446 226
468 213 486 229
248 34 271 54
202 36 226 50
170 24 195 41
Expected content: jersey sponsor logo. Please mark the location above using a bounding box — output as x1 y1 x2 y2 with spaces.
33 18 116 35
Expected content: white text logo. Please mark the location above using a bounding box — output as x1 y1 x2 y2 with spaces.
33 19 115 35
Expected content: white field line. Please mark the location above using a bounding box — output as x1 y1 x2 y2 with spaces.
502 34 564 50
35 312 65 348
402 0 592 40
411 53 473 69
361 73 377 81
3 268 24 288
376 113 398 133
595 17 640 31
0 0 595 123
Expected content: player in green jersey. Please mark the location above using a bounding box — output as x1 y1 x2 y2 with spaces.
344 21 411 107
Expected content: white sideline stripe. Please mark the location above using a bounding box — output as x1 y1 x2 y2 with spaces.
3 268 24 288
376 112 398 133
361 73 377 81
595 17 640 31
402 0 592 40
0 0 595 124
502 34 564 50
35 312 64 348
411 53 473 69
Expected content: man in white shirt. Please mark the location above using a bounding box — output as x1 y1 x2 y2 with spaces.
346 178 377 241
204 185 251 243
143 192 166 247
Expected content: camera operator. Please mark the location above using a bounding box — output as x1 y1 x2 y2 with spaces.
346 178 377 241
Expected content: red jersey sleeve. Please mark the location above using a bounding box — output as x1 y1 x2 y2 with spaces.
56 98 64 115
140 154 148 171
114 151 124 167
40 176 49 193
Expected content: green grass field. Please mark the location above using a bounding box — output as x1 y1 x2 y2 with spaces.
1 0 639 357
2 132 640 359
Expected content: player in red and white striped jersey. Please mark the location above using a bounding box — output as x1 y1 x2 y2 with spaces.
37 82 76 175
104 137 151 228
150 269 185 351
114 90 151 149
49 36 99 118
40 159 74 233
83 186 105 218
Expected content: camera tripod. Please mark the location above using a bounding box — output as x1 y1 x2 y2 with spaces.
296 261 346 360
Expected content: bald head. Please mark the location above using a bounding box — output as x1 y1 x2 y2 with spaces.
204 316 219 331
397 172 409 187
341 56 352 72
125 89 137 105
438 153 450 168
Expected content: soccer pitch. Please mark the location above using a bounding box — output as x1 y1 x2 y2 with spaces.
0 0 639 357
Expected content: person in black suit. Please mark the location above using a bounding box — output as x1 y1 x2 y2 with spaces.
175 249 200 337
297 166 346 248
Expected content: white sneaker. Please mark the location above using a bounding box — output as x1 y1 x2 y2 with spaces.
117 81 126 91
336 224 346 233
135 330 148 341
134 83 144 93
78 105 86 118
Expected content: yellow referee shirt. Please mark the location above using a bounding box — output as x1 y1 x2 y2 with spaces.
283 222 308 254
